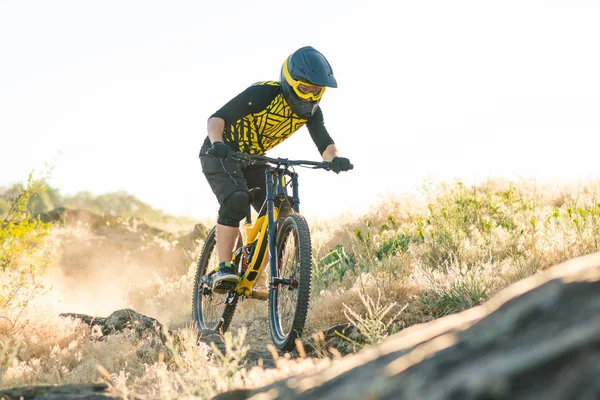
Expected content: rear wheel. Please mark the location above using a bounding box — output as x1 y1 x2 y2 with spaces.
192 226 238 334
268 213 312 351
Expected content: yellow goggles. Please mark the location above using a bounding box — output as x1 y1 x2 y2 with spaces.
282 57 326 101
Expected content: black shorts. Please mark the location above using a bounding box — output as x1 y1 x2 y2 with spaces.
200 154 267 212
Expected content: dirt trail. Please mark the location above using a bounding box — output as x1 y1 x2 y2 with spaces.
41 207 298 369
197 298 278 369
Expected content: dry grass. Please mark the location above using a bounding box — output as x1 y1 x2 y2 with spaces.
307 276 425 333
2 177 600 398
0 309 148 388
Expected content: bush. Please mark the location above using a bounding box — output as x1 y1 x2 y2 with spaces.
314 244 357 289
0 173 51 328
0 183 199 232
420 269 488 319
315 179 600 328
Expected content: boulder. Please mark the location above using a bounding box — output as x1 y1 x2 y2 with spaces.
216 251 600 400
60 309 165 341
0 383 132 400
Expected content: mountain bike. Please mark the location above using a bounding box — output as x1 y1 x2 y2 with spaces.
192 152 350 351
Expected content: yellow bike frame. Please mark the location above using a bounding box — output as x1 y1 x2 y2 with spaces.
234 207 279 296
221 164 299 298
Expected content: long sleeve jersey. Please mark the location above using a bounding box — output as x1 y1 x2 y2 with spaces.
202 81 334 155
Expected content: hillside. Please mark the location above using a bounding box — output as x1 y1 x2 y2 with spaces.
1 178 600 399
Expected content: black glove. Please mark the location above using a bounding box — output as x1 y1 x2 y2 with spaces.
207 142 232 159
330 157 353 174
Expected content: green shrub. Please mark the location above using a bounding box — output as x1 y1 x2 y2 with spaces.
376 233 412 260
0 173 51 328
420 277 488 319
343 289 407 347
314 244 357 289
419 181 538 268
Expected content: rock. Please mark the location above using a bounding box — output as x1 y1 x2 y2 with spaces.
215 251 600 400
102 309 163 337
135 341 157 359
61 309 165 342
321 323 363 342
57 312 107 329
0 383 133 400
299 323 365 358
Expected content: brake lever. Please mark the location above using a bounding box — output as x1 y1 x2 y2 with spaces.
230 154 256 167
313 162 331 170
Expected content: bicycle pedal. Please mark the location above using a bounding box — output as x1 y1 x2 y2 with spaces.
212 280 237 294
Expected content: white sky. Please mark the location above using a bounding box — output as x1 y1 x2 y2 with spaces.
1 0 599 220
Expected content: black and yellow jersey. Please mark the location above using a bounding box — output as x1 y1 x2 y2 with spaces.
201 81 334 156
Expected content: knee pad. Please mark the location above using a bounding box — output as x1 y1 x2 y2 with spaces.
218 191 249 227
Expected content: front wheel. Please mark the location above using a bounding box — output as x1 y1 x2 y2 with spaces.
268 213 312 351
192 226 237 334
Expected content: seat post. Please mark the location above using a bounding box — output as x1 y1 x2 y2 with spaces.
246 201 252 225
243 202 252 241
246 187 260 225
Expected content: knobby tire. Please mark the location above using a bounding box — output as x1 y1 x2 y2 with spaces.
192 226 237 334
269 213 312 351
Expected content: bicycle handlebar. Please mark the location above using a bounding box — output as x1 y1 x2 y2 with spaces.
231 152 353 171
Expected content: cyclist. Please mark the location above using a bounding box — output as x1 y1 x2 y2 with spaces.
199 46 353 293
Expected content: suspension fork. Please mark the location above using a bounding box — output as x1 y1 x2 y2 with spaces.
267 169 300 283
266 169 278 284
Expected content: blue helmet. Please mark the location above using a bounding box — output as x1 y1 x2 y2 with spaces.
280 46 337 118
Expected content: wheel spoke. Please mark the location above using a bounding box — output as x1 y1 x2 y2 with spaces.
199 247 227 330
193 228 240 334
269 214 312 351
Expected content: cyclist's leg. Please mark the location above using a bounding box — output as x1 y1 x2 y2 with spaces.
200 152 249 288
216 190 249 261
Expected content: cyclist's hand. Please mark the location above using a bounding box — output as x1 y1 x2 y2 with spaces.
330 157 353 174
207 142 232 159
